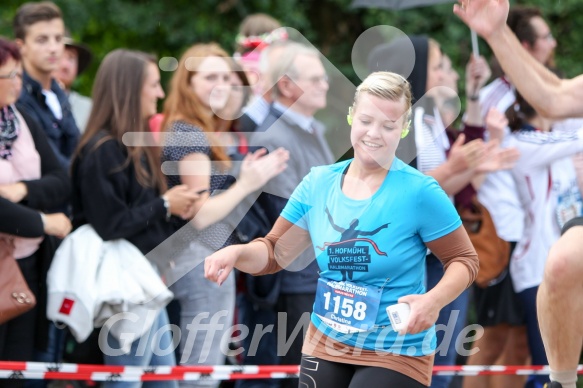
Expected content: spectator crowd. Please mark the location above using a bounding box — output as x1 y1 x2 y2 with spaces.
1 2 581 388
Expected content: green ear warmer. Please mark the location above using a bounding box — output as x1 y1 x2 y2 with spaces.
347 106 353 126
401 120 411 139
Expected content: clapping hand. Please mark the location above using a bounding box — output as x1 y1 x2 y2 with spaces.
238 147 289 192
448 134 488 172
476 144 520 173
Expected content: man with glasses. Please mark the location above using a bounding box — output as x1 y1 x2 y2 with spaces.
455 1 583 387
13 1 79 169
510 6 556 66
242 42 334 388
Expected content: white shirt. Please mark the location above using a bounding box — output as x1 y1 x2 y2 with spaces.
478 78 583 243
415 106 449 175
478 77 524 242
509 129 583 292
42 89 63 120
243 96 270 126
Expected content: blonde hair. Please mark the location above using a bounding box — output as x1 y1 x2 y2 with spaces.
351 72 412 123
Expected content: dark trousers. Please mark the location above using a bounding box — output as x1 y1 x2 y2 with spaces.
276 293 315 388
518 286 550 388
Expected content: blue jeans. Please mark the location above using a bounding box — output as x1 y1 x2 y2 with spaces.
426 254 470 388
103 309 178 388
25 322 67 388
517 286 549 388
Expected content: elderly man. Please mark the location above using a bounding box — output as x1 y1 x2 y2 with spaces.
242 42 334 388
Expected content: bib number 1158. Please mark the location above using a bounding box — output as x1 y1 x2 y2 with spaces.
315 278 380 333
322 292 367 321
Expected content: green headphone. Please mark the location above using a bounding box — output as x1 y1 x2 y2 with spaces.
401 120 411 139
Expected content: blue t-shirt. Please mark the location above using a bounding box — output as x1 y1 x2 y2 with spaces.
280 158 461 356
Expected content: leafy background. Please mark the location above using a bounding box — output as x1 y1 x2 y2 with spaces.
2 0 582 98
4 0 577 160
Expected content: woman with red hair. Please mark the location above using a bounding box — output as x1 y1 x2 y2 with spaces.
160 43 288 387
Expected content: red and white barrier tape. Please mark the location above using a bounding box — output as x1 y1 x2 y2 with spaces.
433 365 583 376
0 362 582 381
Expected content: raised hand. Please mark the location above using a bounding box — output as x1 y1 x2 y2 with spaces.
465 55 492 97
485 108 508 143
453 0 510 41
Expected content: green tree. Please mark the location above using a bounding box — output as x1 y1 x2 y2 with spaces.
2 0 582 104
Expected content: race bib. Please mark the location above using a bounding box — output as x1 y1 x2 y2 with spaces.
556 187 583 228
313 278 381 333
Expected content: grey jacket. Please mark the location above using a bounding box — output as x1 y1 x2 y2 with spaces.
251 104 334 294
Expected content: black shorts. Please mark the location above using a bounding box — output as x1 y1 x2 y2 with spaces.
473 269 524 327
561 216 583 235
299 355 427 388
472 242 525 327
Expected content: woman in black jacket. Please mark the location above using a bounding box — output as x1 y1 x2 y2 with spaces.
71 49 198 387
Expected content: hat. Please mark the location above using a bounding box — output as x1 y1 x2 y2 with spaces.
63 31 92 76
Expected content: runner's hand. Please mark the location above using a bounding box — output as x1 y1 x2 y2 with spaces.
397 294 440 335
204 245 241 286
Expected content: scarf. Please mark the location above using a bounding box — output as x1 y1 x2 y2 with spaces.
0 105 20 160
